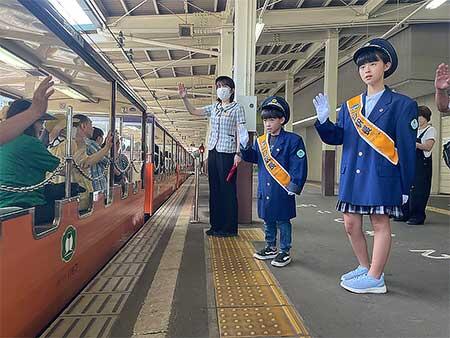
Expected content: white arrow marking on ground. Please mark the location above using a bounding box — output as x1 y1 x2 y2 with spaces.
317 210 332 214
334 218 345 223
298 204 318 208
365 230 396 237
409 249 450 260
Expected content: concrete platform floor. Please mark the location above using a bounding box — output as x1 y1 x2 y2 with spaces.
116 176 449 338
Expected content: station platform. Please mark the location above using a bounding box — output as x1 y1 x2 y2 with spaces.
42 176 449 338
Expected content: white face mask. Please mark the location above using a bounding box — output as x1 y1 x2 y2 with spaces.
217 87 232 101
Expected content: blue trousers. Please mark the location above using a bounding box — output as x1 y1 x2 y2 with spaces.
264 220 292 253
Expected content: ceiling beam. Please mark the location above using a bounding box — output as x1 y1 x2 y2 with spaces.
97 34 219 56
363 0 389 16
267 41 323 96
129 75 215 87
256 52 306 63
152 0 160 14
263 4 450 32
114 57 218 70
257 26 403 47
119 0 129 13
255 71 290 82
105 12 222 32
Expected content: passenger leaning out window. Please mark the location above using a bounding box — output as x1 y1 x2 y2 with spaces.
0 100 82 225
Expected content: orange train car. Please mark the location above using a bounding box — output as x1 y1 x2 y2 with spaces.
0 124 192 338
0 2 193 336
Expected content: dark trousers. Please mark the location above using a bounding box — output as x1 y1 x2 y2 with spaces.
208 149 238 234
402 157 432 222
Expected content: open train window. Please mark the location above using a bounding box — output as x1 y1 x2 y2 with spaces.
154 125 164 175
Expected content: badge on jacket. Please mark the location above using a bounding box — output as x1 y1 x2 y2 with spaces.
411 119 418 130
297 149 305 158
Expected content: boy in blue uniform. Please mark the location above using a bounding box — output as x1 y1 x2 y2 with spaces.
314 38 417 293
240 96 307 267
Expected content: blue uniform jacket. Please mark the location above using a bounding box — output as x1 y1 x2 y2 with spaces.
241 129 308 222
315 87 417 206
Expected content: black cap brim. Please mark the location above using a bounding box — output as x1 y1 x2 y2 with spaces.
39 113 56 121
353 44 398 78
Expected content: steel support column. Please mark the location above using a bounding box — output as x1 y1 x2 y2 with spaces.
234 0 256 224
285 74 294 132
321 30 339 196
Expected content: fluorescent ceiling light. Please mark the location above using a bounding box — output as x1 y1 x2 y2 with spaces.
48 0 93 26
255 20 265 42
0 46 36 70
292 116 316 126
426 0 448 9
55 85 91 102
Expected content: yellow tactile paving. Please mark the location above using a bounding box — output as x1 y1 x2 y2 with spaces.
209 229 310 338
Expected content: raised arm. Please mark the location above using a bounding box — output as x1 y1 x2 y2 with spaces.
314 94 344 145
81 132 113 167
0 76 54 145
178 83 206 116
435 63 450 113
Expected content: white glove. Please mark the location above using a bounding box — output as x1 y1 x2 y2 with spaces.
402 195 409 205
313 93 330 124
238 124 249 147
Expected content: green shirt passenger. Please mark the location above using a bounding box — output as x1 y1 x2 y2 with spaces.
0 100 60 224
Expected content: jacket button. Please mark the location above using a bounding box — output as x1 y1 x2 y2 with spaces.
356 169 361 174
358 152 363 157
276 148 280 152
266 196 270 200
267 182 270 186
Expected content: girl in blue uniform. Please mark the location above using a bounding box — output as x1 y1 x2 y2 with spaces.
240 96 307 267
314 38 417 293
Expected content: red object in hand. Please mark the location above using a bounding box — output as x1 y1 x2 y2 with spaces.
226 164 237 182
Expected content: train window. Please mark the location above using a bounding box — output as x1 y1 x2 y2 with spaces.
146 119 153 160
90 116 121 136
154 125 164 175
122 122 142 184
164 132 172 174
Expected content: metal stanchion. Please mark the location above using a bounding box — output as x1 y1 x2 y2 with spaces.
64 106 73 198
190 155 201 224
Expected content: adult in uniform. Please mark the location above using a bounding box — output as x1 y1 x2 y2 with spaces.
396 106 436 225
314 38 417 294
178 76 247 237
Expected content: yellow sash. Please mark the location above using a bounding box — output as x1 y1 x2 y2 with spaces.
347 94 399 165
257 134 291 192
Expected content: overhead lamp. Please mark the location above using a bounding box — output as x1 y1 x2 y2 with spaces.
292 108 341 126
426 0 448 9
0 45 36 71
255 19 265 42
54 85 93 102
292 116 316 126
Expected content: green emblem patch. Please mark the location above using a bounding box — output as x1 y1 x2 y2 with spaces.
410 118 418 130
297 149 305 158
61 225 77 263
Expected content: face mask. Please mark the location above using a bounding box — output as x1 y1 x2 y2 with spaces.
217 87 231 101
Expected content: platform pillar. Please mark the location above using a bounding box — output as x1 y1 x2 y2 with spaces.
285 74 294 132
321 30 339 196
234 0 256 224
